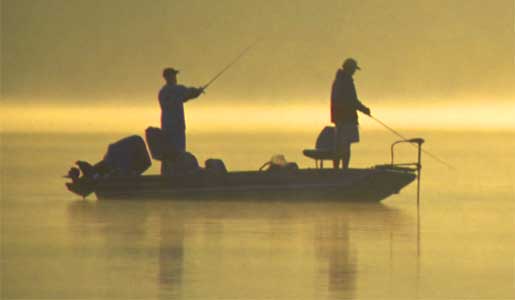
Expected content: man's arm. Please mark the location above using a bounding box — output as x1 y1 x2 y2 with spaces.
346 78 370 115
183 87 204 102
344 78 371 115
355 99 371 115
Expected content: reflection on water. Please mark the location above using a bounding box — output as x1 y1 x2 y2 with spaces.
2 131 514 299
66 198 412 300
159 217 184 299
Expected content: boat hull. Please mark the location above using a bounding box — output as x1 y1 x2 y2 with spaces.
92 167 416 201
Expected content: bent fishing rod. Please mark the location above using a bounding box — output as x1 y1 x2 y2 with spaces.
202 40 259 91
367 114 455 169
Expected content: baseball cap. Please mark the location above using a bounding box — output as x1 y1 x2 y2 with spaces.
163 67 180 77
342 58 361 70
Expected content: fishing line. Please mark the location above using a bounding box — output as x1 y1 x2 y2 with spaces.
368 114 455 169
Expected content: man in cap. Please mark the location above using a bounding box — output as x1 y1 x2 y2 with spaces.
330 58 371 169
158 67 204 173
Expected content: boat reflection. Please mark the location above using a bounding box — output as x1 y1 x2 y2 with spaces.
68 196 413 299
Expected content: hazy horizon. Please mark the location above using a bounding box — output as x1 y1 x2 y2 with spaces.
2 99 514 133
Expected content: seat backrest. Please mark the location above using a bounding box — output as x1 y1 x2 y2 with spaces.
315 126 335 150
145 127 180 161
205 158 228 174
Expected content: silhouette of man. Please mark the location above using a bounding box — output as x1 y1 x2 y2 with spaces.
159 67 203 173
330 58 371 169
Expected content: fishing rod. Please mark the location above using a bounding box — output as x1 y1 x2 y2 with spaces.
368 114 455 169
202 40 259 90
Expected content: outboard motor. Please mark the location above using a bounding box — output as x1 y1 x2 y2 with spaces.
65 135 151 198
103 135 151 176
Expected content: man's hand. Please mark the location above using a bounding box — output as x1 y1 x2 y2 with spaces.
363 107 371 116
193 87 204 98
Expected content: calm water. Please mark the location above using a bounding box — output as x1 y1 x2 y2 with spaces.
1 130 514 299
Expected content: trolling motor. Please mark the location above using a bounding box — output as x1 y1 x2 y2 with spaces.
389 138 425 205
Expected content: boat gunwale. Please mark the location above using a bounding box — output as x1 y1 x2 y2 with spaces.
95 165 416 183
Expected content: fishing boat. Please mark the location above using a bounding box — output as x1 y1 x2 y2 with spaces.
63 43 432 202
89 166 416 201
65 127 423 202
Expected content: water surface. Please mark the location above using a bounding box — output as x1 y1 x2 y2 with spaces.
2 130 514 299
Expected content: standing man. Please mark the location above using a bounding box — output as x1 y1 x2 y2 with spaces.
158 67 204 174
330 58 371 169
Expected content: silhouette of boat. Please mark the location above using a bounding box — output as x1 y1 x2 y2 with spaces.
93 166 416 201
65 129 423 202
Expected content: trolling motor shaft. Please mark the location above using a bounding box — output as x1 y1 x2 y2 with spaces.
390 138 425 205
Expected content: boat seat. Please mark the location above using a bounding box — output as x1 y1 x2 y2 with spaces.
145 127 181 161
303 126 341 168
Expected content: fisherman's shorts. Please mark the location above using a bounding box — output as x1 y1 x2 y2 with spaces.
334 122 359 155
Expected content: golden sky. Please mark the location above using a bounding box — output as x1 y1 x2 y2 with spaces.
1 0 514 131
